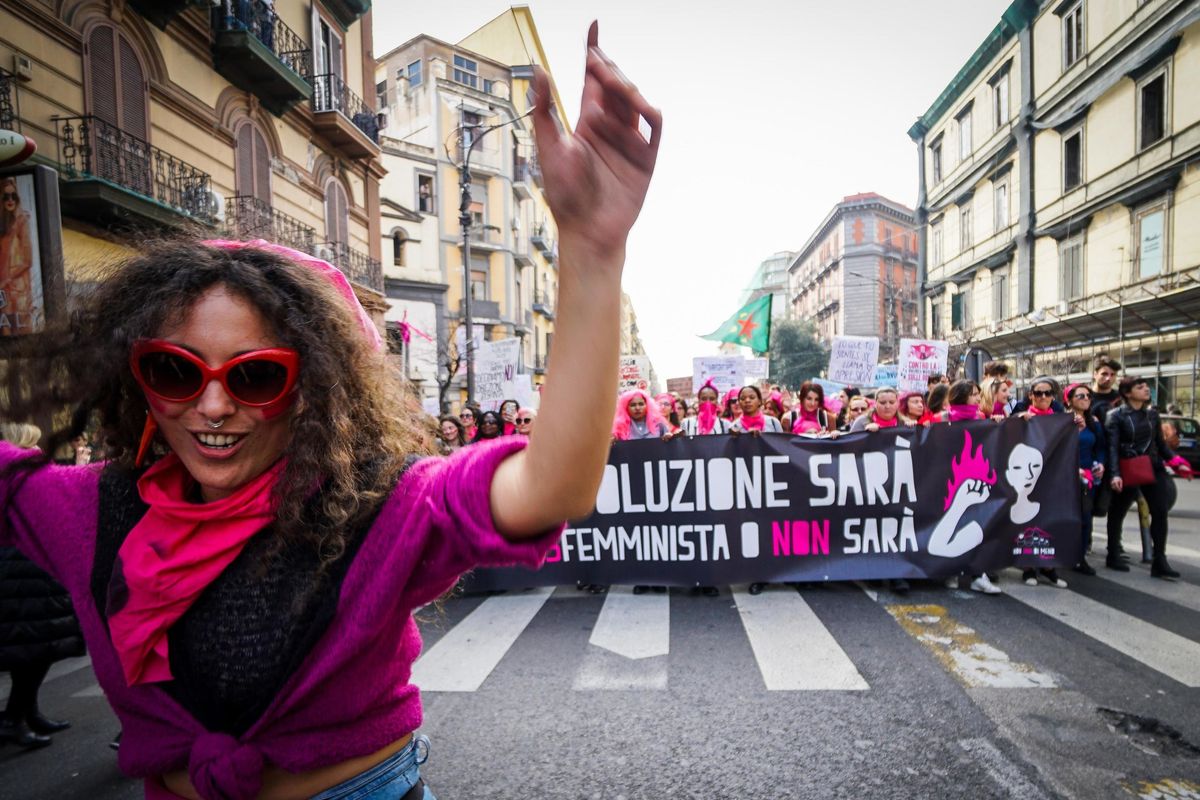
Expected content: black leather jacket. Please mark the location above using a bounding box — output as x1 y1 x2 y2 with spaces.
1104 404 1175 479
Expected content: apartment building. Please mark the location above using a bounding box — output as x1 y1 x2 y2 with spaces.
741 251 797 322
375 8 569 409
0 0 385 329
620 290 659 393
910 0 1200 408
787 194 919 361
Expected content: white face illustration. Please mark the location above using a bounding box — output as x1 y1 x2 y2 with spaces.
1005 443 1044 498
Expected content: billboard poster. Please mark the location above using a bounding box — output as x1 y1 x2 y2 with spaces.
0 173 46 336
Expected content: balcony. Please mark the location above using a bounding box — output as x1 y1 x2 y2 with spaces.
530 224 555 257
513 158 539 201
319 241 383 293
513 240 534 268
312 74 381 159
532 290 555 320
130 0 204 29
223 195 315 254
456 298 501 320
212 1 312 116
54 115 216 229
321 0 370 28
467 225 505 250
0 67 15 131
533 354 547 374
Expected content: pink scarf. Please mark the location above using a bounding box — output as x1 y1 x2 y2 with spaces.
1027 405 1055 417
107 454 284 686
740 412 766 431
947 404 979 422
696 401 721 435
874 416 899 428
792 408 823 435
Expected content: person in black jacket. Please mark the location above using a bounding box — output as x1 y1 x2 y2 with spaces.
0 423 86 748
1104 378 1193 578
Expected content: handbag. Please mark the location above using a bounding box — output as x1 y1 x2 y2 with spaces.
1118 454 1156 487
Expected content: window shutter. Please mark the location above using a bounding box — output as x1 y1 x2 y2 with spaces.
324 181 337 243
338 184 349 245
330 33 343 82
117 36 147 140
87 26 118 126
235 123 254 198
252 127 271 203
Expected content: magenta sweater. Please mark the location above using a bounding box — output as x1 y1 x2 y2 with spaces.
0 437 561 800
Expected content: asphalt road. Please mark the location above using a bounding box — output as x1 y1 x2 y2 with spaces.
3 483 1200 799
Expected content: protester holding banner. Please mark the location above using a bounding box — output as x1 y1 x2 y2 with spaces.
850 388 901 433
673 398 690 423
945 380 984 423
981 379 1011 421
1105 377 1192 579
926 383 950 423
834 387 862 431
898 392 928 426
787 381 834 436
838 394 869 432
1017 379 1058 420
722 388 741 423
0 22 663 798
730 386 783 434
514 408 536 436
681 382 730 436
1065 384 1103 576
612 389 673 442
763 392 785 420
437 415 468 453
655 393 681 432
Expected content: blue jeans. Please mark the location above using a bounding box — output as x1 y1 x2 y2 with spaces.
310 735 434 800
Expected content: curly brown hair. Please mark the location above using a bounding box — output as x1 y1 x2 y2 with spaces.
1 238 435 573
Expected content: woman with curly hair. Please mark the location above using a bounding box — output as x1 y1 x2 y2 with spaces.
0 23 661 800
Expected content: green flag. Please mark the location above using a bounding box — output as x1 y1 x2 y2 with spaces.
701 294 772 352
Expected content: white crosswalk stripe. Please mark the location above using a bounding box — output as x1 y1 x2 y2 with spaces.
731 584 869 691
1094 565 1200 614
573 586 671 691
1001 572 1200 687
411 586 554 692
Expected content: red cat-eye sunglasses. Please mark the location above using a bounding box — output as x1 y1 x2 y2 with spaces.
130 339 300 407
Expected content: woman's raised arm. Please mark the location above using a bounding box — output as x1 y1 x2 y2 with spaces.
490 22 662 538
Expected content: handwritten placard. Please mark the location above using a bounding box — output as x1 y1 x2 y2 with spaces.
897 339 949 393
828 335 879 386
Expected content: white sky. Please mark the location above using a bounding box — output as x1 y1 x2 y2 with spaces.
373 0 1011 380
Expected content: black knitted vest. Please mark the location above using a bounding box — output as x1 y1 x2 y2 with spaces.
90 464 389 735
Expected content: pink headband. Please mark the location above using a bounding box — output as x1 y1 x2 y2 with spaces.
203 239 383 352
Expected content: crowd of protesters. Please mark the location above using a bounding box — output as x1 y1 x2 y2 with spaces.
448 352 1187 599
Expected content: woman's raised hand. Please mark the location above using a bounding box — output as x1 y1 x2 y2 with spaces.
530 22 662 263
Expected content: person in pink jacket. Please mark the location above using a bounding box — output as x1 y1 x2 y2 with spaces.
0 22 661 800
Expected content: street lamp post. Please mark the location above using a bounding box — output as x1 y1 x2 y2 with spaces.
455 101 534 407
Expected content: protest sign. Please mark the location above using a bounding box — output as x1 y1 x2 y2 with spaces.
467 415 1081 589
618 355 651 391
897 339 950 393
454 327 485 376
828 335 879 386
666 377 693 397
693 356 742 394
514 374 539 410
813 378 844 398
475 337 522 409
743 358 770 381
872 364 899 386
421 397 441 417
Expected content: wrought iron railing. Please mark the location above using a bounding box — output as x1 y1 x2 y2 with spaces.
215 0 312 78
514 157 540 186
0 67 15 131
533 290 554 314
312 73 380 143
54 115 215 223
224 195 315 253
320 241 383 292
468 226 504 245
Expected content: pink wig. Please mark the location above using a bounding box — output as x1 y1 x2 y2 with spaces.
612 389 668 441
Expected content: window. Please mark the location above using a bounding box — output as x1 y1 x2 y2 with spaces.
1138 69 1167 150
483 78 495 95
993 270 1010 321
416 173 434 214
994 178 1009 231
931 221 943 266
992 69 1010 129
392 230 406 267
1059 235 1084 300
453 55 478 89
960 202 973 251
86 23 150 193
951 290 970 331
462 110 482 151
1063 127 1083 191
957 105 973 161
1134 203 1166 279
406 60 422 89
930 140 943 184
930 298 943 338
1062 2 1085 70
235 121 271 204
324 178 349 248
376 79 388 110
316 18 342 79
470 254 490 300
468 179 487 230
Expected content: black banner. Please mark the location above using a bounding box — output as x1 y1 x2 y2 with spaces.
470 416 1082 589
